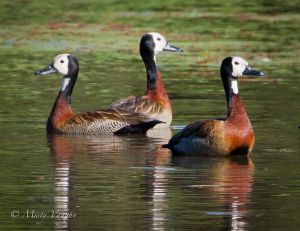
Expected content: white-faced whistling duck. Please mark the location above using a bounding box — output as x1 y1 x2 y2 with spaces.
34 54 162 135
163 56 264 156
109 32 183 128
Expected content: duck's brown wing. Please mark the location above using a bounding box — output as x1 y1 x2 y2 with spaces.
109 96 164 117
109 96 137 109
164 120 224 148
59 108 162 135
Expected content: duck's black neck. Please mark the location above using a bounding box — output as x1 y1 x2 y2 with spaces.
140 39 158 90
59 76 77 104
144 57 158 90
220 58 238 107
59 57 79 104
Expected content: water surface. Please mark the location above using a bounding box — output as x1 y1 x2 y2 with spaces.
0 1 299 230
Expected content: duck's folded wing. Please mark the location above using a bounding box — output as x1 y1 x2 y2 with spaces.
61 108 162 135
109 96 137 109
109 96 163 116
164 120 220 148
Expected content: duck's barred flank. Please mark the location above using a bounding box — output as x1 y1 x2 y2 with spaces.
57 109 155 135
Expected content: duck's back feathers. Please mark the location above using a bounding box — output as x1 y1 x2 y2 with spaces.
110 96 162 114
163 120 229 156
109 96 137 109
164 117 254 156
109 96 171 125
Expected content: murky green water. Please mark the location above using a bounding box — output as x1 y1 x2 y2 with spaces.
0 1 299 230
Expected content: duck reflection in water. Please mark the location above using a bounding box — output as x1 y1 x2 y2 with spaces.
48 134 72 230
48 131 252 231
172 155 254 231
47 128 171 230
145 147 172 231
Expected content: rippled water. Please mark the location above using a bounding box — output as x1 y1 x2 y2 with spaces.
1 1 300 230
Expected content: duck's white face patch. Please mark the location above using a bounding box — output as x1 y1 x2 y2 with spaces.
148 32 167 55
53 54 70 75
231 80 239 94
231 56 248 77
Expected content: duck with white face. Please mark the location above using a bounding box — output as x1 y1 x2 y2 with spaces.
109 32 183 129
222 56 264 100
144 32 182 60
34 54 163 135
35 54 78 100
163 56 264 156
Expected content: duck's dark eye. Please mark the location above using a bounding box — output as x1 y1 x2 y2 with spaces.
235 61 239 65
60 60 64 63
157 38 161 41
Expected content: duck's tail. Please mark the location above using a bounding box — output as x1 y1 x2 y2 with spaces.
114 120 163 135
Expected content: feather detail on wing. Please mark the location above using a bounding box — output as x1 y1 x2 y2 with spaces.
109 96 137 109
165 120 224 148
109 96 164 116
58 108 162 135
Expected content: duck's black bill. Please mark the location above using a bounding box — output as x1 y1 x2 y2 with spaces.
34 63 57 76
163 43 183 52
243 65 264 77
